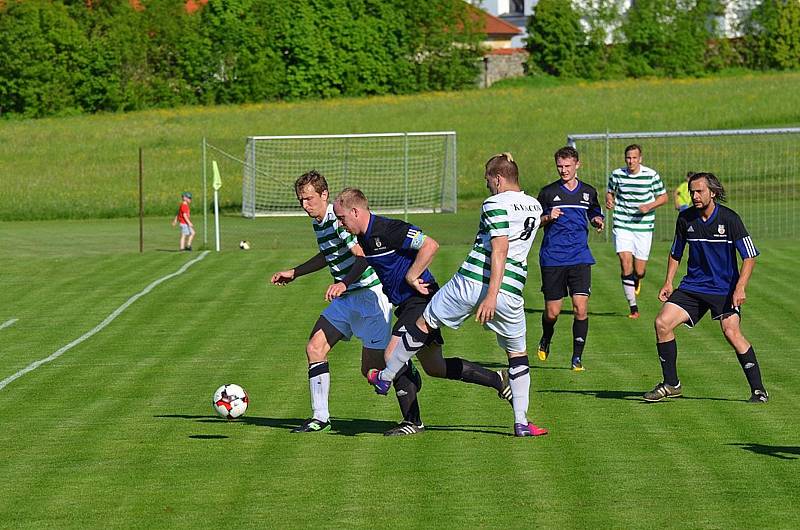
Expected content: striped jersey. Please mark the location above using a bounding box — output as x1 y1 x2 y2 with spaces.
670 204 759 296
312 203 381 292
457 191 543 299
607 165 666 232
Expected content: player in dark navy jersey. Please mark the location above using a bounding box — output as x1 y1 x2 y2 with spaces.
333 188 510 435
644 172 768 403
536 146 604 371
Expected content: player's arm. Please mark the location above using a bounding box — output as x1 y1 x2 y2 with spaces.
271 252 326 285
405 236 439 294
476 235 508 324
673 188 683 210
639 191 669 213
605 191 615 210
660 219 687 301
732 258 755 307
589 190 605 232
325 255 369 301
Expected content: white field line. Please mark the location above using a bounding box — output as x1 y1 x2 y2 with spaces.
0 251 209 391
0 319 18 331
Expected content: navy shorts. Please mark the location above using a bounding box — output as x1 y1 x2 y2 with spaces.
667 288 740 327
541 264 592 301
393 284 444 346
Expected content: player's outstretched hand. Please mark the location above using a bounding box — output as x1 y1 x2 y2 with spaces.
325 282 346 301
658 283 673 302
476 297 497 324
409 278 430 295
271 270 295 285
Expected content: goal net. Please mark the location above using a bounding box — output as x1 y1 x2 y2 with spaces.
567 127 800 241
242 132 457 217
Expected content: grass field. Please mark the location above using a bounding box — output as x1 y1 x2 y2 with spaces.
1 214 797 528
1 72 799 221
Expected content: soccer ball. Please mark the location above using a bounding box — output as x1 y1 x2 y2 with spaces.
239 240 251 250
212 384 249 419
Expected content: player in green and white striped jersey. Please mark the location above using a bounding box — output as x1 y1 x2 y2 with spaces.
605 144 668 318
376 153 548 437
272 170 414 434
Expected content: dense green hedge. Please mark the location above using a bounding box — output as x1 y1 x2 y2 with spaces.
527 0 800 79
0 0 482 118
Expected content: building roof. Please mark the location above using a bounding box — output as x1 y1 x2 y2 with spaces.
467 4 522 36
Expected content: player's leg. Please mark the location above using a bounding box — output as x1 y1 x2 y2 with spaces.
719 312 768 402
506 350 548 437
632 231 653 298
567 264 592 371
186 225 195 250
644 293 694 402
615 229 639 316
292 316 342 432
377 334 424 435
539 266 566 361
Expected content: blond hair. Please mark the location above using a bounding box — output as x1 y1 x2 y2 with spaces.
334 187 369 210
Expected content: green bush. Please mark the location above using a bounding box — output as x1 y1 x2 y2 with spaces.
525 0 583 77
741 0 800 70
0 0 482 117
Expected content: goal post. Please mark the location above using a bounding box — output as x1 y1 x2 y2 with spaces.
242 132 457 217
566 127 800 241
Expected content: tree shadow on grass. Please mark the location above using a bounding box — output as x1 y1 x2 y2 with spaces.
189 434 229 440
728 443 800 460
538 389 742 402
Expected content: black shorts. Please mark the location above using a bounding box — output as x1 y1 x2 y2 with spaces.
541 264 592 301
393 284 444 346
667 288 740 327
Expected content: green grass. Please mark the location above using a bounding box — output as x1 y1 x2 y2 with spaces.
1 71 799 221
0 214 797 528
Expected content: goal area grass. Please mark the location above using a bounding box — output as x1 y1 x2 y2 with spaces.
0 215 797 528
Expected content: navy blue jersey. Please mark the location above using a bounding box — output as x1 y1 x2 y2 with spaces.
356 214 436 305
670 204 759 296
537 179 603 267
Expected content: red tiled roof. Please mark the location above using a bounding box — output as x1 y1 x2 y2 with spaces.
467 4 522 36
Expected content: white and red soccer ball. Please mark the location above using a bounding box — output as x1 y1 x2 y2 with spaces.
212 384 249 419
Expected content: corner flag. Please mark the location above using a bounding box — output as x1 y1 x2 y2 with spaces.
212 160 222 191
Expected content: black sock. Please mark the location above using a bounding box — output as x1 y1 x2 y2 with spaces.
393 364 422 425
541 313 556 343
657 339 679 386
736 346 765 392
445 357 502 391
633 272 640 290
572 318 588 361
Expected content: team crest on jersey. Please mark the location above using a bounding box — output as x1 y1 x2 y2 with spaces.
373 237 383 248
582 193 589 201
718 224 725 235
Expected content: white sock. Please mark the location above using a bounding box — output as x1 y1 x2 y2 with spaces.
622 274 637 307
309 362 330 423
381 326 426 381
509 360 530 425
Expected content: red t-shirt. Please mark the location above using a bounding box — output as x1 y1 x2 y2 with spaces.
178 202 190 225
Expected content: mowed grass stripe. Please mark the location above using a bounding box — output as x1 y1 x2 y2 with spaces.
1 225 798 527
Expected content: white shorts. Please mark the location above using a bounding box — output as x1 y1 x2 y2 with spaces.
423 274 527 353
180 223 193 236
321 285 392 349
613 228 653 261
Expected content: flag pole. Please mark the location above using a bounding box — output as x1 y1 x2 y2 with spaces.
212 160 222 252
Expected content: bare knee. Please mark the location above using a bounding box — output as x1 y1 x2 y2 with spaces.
306 342 328 364
654 315 673 340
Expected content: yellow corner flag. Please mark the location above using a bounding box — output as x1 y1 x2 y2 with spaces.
212 160 222 191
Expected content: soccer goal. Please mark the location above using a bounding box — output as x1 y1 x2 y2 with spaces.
241 132 458 217
567 127 800 241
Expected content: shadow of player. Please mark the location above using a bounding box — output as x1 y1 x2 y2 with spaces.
728 443 800 460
